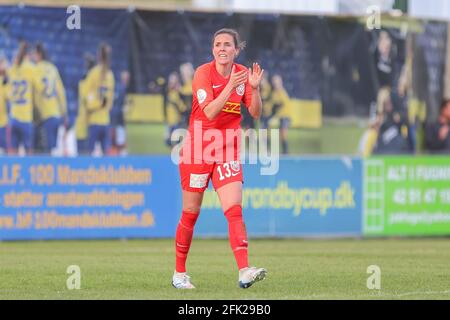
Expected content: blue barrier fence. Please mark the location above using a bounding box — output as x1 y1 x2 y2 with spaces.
0 156 363 240
0 156 179 240
197 157 362 237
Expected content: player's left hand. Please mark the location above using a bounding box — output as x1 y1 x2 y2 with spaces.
248 62 264 89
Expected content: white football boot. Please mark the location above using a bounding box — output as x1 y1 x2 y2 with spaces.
172 271 196 289
238 267 267 289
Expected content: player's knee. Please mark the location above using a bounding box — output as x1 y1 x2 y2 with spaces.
182 206 201 214
224 204 242 222
182 191 203 214
180 211 200 226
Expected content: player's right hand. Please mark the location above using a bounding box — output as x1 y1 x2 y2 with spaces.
227 65 247 89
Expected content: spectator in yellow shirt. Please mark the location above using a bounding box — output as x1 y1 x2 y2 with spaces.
164 71 186 147
76 54 95 155
271 74 291 154
33 43 67 155
358 114 381 157
0 56 9 155
85 43 115 156
110 70 129 156
259 72 273 129
7 41 38 155
179 62 194 128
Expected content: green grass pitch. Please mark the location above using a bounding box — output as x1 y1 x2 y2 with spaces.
0 238 449 300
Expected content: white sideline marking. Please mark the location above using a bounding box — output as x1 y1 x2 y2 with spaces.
279 290 450 300
374 290 450 298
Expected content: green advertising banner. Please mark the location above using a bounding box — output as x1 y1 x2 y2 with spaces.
364 157 450 236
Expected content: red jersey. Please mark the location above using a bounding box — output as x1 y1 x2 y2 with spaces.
181 60 252 163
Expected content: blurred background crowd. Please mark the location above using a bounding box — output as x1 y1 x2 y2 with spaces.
1 0 450 157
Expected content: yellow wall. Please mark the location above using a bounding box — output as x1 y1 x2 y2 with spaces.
289 99 322 129
125 94 164 123
125 94 322 129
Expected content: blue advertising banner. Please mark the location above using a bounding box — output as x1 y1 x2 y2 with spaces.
0 156 180 240
0 156 362 240
196 157 363 237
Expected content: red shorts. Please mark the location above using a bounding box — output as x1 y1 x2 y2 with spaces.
179 160 243 193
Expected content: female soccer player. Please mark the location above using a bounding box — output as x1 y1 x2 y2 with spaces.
85 43 115 156
165 71 187 147
0 56 9 155
173 28 266 289
8 41 38 155
33 43 67 155
76 54 96 155
179 62 194 128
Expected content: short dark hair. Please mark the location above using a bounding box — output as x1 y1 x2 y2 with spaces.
35 42 48 61
98 42 111 65
16 41 28 66
212 28 246 50
84 53 95 71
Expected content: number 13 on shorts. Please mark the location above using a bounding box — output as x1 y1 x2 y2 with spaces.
214 161 242 186
179 160 243 192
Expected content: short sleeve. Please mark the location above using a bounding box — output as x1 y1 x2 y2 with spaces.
192 66 213 110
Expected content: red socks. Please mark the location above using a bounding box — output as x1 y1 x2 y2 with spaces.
175 211 199 273
175 206 249 272
224 205 249 270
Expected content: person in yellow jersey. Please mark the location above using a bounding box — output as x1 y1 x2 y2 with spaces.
164 71 186 147
358 114 381 157
179 62 194 128
7 41 39 155
85 43 115 156
32 43 67 155
259 72 273 129
0 55 10 155
76 54 95 155
110 70 129 156
271 74 291 154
